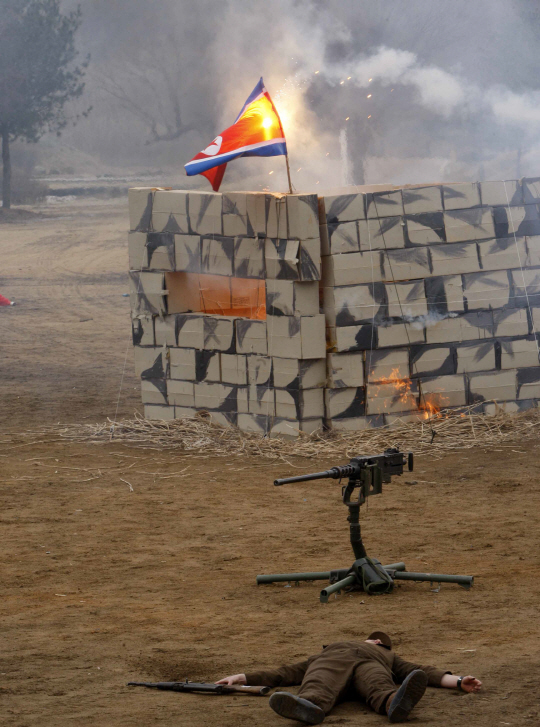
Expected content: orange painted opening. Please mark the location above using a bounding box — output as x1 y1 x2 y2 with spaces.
166 272 266 320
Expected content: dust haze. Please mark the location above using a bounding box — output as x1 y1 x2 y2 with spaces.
33 0 540 190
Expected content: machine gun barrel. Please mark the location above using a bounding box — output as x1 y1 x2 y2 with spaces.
274 465 355 486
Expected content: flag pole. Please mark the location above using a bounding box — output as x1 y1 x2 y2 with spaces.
268 94 293 194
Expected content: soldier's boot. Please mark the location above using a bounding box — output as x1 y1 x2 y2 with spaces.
269 691 325 724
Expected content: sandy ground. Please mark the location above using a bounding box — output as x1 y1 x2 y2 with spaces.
1 200 540 727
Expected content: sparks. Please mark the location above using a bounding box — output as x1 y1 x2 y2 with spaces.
325 152 330 156
368 78 372 82
347 76 352 80
297 168 301 172
315 70 319 74
268 171 274 175
367 94 372 98
368 115 371 118
340 80 345 85
390 88 394 92
345 117 350 121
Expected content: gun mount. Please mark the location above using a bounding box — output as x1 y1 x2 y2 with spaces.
257 447 473 603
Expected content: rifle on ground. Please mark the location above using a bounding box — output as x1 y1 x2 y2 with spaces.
127 680 270 695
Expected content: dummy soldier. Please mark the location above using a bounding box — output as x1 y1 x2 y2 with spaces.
216 631 482 724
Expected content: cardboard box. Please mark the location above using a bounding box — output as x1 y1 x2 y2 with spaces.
194 382 236 411
222 192 248 236
430 242 480 276
366 216 407 249
247 355 272 386
132 316 154 347
522 177 540 204
419 374 467 408
493 309 529 338
327 221 359 255
129 188 154 232
134 346 168 379
327 415 385 431
246 193 267 236
323 284 380 327
269 418 324 438
141 379 168 406
221 353 247 385
248 385 275 415
266 195 288 239
287 194 319 240
275 388 324 419
265 238 299 280
377 322 425 348
322 191 366 223
326 352 364 389
442 182 481 210
298 239 322 281
366 348 409 382
206 410 239 428
144 404 175 421
480 180 522 207
382 247 431 282
175 406 198 419
366 189 404 218
169 347 196 381
152 191 189 234
325 387 366 418
267 315 325 359
511 267 540 307
386 281 428 318
176 314 205 349
128 232 149 270
410 345 455 378
322 250 384 286
426 311 494 344
272 358 326 389
201 236 234 277
517 367 540 399
236 319 267 355
266 280 319 317
477 237 527 272
525 236 540 266
203 316 235 352
462 270 510 310
237 413 271 434
174 234 202 273
484 399 536 415
425 275 465 313
366 381 418 414
134 234 177 274
455 342 496 373
402 185 443 214
168 380 196 407
330 323 376 352
493 204 540 238
194 350 220 383
444 208 495 242
234 237 265 279
468 369 517 403
154 315 177 346
404 212 446 245
499 337 540 370
189 191 222 235
129 271 166 316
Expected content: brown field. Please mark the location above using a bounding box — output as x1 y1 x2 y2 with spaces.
1 199 539 726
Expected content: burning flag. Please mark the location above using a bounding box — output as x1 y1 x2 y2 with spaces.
184 78 288 191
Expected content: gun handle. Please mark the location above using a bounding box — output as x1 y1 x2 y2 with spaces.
227 685 271 695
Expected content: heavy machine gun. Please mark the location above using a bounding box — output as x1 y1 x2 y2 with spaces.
256 447 473 603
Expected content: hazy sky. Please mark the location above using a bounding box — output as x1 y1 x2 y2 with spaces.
54 0 540 189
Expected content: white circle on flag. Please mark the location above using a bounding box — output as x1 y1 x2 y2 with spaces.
203 136 222 156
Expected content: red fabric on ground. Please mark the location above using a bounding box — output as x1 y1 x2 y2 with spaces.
0 294 12 306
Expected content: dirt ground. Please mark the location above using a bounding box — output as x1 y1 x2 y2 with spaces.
1 200 540 726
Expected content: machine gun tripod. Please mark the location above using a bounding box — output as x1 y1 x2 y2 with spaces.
256 447 473 603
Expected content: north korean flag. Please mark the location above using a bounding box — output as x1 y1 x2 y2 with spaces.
185 78 287 191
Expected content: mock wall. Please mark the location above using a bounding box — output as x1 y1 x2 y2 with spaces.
128 178 540 435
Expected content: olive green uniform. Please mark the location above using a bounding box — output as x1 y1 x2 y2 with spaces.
246 641 449 715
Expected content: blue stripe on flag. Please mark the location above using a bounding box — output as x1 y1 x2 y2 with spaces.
234 77 266 123
185 141 287 176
